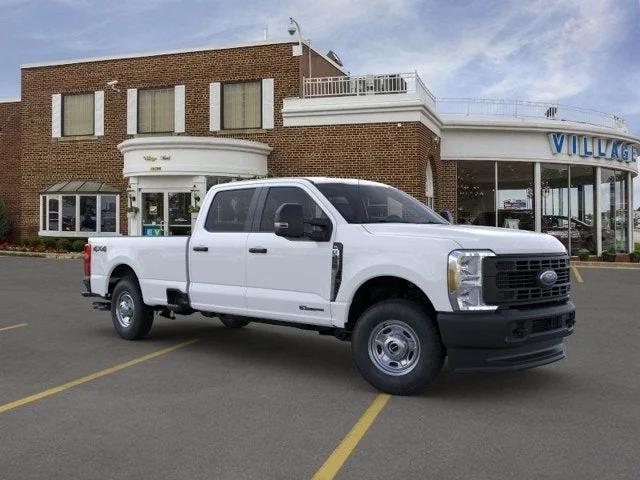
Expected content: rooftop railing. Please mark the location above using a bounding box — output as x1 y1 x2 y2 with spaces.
436 98 628 132
302 72 436 108
301 73 628 132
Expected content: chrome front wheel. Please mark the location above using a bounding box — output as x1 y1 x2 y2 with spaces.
368 320 421 376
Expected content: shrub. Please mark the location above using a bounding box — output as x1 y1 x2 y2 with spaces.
0 194 10 241
42 237 58 249
577 249 590 261
630 251 640 263
56 238 72 252
71 239 86 252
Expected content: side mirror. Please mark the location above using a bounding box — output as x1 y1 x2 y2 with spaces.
439 210 453 223
274 203 304 238
306 217 333 242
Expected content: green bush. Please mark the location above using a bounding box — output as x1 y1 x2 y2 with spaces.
42 237 58 249
56 238 72 252
71 239 86 252
630 251 640 263
577 249 590 261
0 194 10 241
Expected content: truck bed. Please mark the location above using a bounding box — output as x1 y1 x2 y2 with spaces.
89 236 190 306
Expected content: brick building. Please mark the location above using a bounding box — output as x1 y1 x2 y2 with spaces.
0 38 638 254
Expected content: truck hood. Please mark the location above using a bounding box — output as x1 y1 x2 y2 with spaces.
362 224 567 255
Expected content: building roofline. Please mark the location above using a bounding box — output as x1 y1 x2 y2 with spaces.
20 38 348 73
0 97 20 103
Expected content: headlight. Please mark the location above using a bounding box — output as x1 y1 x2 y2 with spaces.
447 250 497 311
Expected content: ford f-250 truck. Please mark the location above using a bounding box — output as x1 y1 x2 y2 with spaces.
83 178 575 395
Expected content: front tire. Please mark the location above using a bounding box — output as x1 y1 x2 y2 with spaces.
111 275 154 340
351 299 444 395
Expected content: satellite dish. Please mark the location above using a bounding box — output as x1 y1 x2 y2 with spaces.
326 50 343 67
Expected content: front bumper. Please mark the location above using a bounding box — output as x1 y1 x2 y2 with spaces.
437 301 575 372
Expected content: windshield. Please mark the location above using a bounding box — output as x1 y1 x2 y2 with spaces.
315 182 447 225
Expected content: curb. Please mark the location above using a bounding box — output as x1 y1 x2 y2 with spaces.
572 261 640 270
0 250 83 260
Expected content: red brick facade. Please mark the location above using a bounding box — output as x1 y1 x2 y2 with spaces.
10 41 443 238
0 101 21 240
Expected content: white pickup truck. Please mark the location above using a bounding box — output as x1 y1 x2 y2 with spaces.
83 177 575 395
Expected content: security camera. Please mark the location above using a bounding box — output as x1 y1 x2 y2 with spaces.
106 80 120 92
287 24 296 36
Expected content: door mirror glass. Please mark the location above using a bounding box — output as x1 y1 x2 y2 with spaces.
306 217 332 241
274 203 305 238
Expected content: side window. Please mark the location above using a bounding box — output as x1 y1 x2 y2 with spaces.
205 188 256 232
260 187 328 233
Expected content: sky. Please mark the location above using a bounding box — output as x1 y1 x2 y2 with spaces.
0 0 639 204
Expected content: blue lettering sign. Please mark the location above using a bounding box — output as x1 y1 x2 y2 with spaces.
610 141 619 160
580 136 593 157
548 133 565 154
570 135 578 155
596 138 607 157
621 143 629 162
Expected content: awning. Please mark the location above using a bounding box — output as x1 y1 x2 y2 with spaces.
40 180 120 194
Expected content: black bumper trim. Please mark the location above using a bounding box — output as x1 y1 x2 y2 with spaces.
437 302 575 372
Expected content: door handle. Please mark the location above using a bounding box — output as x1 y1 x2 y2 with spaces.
193 245 209 252
249 247 268 254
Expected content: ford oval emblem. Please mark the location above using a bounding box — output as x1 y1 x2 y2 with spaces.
538 269 558 287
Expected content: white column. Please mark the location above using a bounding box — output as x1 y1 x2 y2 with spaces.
534 162 541 232
628 171 634 253
595 167 602 256
128 177 139 236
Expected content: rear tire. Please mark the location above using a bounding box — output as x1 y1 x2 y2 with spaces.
219 315 250 329
351 299 444 395
111 275 154 340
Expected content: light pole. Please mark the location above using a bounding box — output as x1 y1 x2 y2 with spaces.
288 17 312 91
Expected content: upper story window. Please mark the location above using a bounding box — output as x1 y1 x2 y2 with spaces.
222 81 261 130
138 87 175 134
62 93 95 136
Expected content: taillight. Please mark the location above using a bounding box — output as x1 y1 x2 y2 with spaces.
83 243 92 277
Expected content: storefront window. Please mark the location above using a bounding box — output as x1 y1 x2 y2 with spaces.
457 161 496 226
601 169 628 253
497 162 534 230
142 192 165 236
168 192 191 236
61 196 76 232
100 195 117 233
40 193 118 236
541 164 569 251
569 166 596 254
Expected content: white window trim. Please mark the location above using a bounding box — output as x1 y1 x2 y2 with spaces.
127 88 137 135
51 94 62 138
209 82 221 132
39 193 120 237
94 90 105 136
174 85 186 133
262 78 274 129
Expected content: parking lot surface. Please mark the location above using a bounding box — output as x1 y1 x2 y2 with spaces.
0 256 639 479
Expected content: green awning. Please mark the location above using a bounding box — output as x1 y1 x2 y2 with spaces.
40 180 120 194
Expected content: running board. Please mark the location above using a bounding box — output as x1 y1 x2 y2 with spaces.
92 301 111 311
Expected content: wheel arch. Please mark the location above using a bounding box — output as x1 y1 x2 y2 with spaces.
345 275 436 331
107 264 139 297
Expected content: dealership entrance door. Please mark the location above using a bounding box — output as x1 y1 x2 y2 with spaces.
141 191 191 236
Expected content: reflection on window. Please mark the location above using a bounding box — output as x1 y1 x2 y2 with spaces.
497 162 535 230
569 166 596 254
41 194 118 236
601 169 628 253
260 187 327 233
457 161 496 226
541 164 569 251
205 188 256 232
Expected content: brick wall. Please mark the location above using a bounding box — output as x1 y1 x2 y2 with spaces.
15 42 444 238
0 101 21 240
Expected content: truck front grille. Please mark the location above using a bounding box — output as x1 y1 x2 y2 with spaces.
483 254 571 308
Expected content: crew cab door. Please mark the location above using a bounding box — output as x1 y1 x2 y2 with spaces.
188 187 258 315
245 185 335 325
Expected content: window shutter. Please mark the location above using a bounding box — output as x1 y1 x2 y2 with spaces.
261 78 274 129
209 82 221 131
174 85 185 133
127 88 137 135
94 90 104 136
51 94 62 138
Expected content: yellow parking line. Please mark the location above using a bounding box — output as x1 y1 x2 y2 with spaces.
312 393 391 480
0 323 28 333
571 265 584 283
0 338 199 415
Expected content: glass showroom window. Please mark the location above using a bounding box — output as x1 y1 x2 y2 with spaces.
457 161 496 226
601 169 629 253
569 166 596 254
40 194 119 236
138 87 175 134
62 93 94 136
541 164 570 251
497 162 535 230
222 81 261 129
